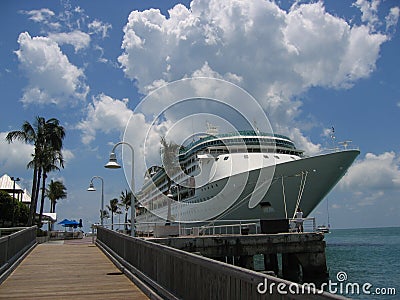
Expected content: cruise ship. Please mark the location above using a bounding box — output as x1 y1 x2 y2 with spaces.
135 127 359 231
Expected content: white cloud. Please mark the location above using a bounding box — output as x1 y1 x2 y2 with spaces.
288 127 321 155
353 0 380 29
119 1 389 96
21 8 55 23
0 132 34 172
77 94 133 145
0 131 74 172
20 8 60 30
118 0 391 153
88 20 112 38
48 30 90 52
386 6 400 32
15 32 89 106
340 152 400 191
62 149 75 166
76 93 176 187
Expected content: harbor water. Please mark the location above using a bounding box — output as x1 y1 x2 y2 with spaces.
324 227 399 299
252 227 399 298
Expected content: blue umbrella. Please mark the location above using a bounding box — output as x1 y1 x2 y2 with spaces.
58 218 70 225
58 219 79 228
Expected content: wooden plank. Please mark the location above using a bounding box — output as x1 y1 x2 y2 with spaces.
0 238 148 299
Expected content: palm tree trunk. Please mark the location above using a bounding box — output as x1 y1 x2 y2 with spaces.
27 165 38 226
33 167 42 225
38 172 47 226
28 166 41 226
125 211 128 231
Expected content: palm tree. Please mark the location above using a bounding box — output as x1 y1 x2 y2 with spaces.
119 190 132 231
46 180 67 214
38 150 65 226
6 116 65 226
160 137 181 224
107 198 120 230
100 209 110 222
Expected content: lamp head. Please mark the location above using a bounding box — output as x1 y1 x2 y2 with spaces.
167 189 173 198
87 182 96 192
259 201 272 213
104 152 121 169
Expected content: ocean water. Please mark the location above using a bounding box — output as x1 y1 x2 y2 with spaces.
324 227 400 299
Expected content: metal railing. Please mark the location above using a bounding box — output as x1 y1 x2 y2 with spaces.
0 226 37 281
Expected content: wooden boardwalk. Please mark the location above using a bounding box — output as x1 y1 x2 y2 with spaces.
0 238 149 299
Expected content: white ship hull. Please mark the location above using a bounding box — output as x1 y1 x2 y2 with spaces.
136 149 359 231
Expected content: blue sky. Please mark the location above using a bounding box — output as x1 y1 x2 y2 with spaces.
0 0 399 231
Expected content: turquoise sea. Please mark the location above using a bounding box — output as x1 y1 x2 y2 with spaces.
324 227 400 299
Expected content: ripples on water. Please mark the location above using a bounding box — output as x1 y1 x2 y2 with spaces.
325 227 400 299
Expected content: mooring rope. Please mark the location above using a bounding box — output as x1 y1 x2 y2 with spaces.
281 175 288 219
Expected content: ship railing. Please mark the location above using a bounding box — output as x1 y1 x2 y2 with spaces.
129 218 317 237
288 217 316 233
310 144 360 157
179 219 261 236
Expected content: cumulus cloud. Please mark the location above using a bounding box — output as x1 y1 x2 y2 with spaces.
119 1 389 95
48 30 90 52
340 152 400 191
0 132 34 172
118 0 393 153
77 94 133 144
76 93 175 187
15 32 89 106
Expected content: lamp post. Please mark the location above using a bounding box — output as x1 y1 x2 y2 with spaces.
170 185 182 236
11 176 20 226
87 176 104 226
105 142 135 237
175 185 182 236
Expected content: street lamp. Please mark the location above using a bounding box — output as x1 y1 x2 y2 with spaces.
87 176 104 226
171 185 182 236
11 176 20 227
105 141 135 237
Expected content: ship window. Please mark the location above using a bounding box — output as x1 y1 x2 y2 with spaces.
224 156 229 160
274 155 280 159
215 157 219 161
290 156 296 160
263 155 269 159
244 155 249 159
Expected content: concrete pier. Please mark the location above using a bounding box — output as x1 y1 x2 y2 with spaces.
148 232 328 283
